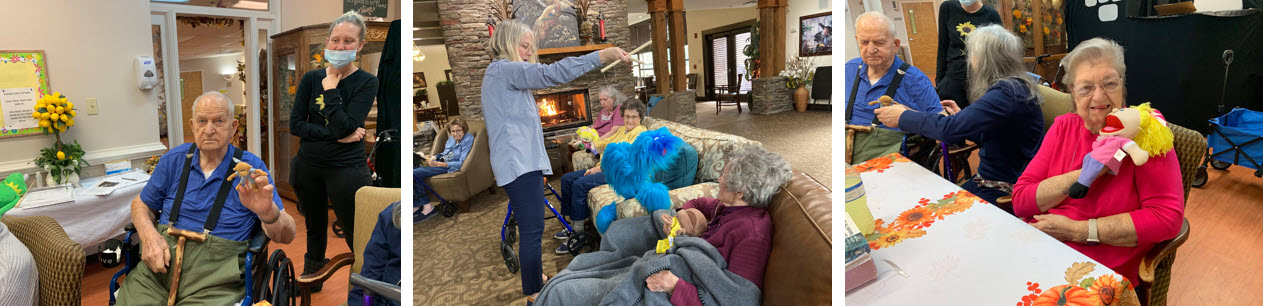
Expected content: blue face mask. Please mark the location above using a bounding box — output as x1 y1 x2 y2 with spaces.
959 0 979 6
324 49 357 68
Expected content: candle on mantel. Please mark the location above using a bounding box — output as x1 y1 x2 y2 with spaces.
598 12 606 41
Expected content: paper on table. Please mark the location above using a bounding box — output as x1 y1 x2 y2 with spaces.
17 185 75 208
82 179 123 196
1 87 39 130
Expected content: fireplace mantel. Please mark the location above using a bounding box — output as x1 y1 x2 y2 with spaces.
538 44 614 56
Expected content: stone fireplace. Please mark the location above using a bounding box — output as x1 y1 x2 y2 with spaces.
535 88 591 132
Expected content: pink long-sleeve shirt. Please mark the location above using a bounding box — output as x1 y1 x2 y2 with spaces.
1013 114 1184 284
669 197 772 306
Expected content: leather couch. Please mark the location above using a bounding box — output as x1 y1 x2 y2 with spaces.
423 120 494 212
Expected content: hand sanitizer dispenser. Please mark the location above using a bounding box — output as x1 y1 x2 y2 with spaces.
135 56 158 90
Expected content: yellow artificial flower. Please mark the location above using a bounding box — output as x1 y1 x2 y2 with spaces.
66 102 73 109
41 113 51 120
69 110 76 117
67 119 74 127
1058 17 1064 24
56 151 65 160
59 97 67 104
57 126 66 133
1013 9 1022 19
61 114 69 122
38 120 50 128
1044 26 1050 35
956 22 977 37
1019 24 1028 33
52 92 60 99
32 112 41 119
55 106 64 114
34 103 43 111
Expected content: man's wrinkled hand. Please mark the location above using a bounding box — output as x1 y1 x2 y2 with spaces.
140 233 171 274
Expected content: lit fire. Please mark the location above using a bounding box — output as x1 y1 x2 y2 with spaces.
539 99 559 116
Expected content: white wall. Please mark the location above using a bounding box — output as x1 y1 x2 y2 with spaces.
787 0 834 68
280 0 401 32
686 7 761 97
180 55 248 107
0 0 166 175
414 44 451 107
1196 0 1243 12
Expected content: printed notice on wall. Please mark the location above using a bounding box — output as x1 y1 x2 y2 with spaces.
1 87 38 131
344 0 388 20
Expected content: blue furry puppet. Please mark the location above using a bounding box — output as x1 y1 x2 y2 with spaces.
594 127 684 234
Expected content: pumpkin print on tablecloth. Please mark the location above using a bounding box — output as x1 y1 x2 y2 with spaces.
1033 285 1092 306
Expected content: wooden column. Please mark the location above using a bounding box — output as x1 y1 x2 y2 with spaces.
648 0 670 92
758 0 788 79
667 0 687 91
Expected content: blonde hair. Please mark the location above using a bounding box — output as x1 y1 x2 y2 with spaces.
1133 102 1174 156
330 11 367 41
490 19 538 63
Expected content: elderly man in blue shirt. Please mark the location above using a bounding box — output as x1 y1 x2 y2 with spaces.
117 92 296 305
846 11 946 163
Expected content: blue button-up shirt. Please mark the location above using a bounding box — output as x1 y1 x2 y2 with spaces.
481 52 602 185
844 56 943 131
140 143 283 241
437 132 475 172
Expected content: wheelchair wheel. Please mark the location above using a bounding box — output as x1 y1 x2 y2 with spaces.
565 231 596 256
332 222 345 238
501 240 519 274
1211 159 1232 170
440 200 458 217
1192 165 1209 188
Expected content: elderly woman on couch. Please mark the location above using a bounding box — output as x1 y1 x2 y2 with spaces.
531 143 793 306
1011 37 1184 285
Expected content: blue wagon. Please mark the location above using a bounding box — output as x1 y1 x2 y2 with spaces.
1193 107 1263 187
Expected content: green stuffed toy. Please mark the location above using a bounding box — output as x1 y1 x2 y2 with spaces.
0 173 28 216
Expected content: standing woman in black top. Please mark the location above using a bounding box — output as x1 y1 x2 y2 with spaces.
936 0 1003 108
290 11 379 282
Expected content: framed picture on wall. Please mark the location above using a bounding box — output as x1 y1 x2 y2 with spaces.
414 72 426 88
800 12 833 57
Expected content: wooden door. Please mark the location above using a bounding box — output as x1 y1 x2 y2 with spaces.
179 71 203 143
903 2 938 82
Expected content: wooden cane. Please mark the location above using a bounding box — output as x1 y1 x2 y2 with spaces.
600 41 652 73
166 227 209 306
845 124 875 165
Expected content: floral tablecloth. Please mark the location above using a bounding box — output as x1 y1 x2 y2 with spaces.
845 154 1140 306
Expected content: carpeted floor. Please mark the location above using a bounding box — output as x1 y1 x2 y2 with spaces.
413 102 832 305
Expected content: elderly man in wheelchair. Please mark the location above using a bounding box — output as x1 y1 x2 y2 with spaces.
113 92 297 305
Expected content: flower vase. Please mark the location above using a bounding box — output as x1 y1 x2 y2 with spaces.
794 85 809 112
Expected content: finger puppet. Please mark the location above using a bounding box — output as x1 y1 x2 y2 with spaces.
226 160 268 191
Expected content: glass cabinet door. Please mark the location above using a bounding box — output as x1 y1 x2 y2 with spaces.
272 51 297 199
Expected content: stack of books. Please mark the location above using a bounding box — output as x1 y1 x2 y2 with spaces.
845 213 877 292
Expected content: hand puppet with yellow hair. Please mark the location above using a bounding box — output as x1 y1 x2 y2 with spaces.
1069 102 1174 199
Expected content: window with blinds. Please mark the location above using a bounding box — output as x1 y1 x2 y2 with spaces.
711 36 728 88
735 32 752 93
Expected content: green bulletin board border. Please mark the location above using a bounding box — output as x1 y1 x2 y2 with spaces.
0 50 52 139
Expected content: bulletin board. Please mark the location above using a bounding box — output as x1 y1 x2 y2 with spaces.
0 50 52 139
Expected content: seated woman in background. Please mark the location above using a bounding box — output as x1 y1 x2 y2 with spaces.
1011 37 1183 285
555 99 647 253
874 24 1044 209
532 143 793 305
590 86 626 136
414 118 474 221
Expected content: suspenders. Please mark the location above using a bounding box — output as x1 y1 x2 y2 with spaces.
168 144 244 233
846 62 913 126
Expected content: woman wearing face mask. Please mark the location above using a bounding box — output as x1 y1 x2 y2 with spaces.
481 19 629 303
936 0 1002 108
289 11 379 288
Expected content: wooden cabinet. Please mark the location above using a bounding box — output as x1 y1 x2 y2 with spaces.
268 21 389 201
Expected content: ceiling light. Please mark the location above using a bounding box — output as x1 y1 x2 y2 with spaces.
413 44 426 62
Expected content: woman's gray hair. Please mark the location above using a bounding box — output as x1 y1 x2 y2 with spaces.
722 144 793 208
192 91 234 118
330 11 367 41
965 24 1041 105
490 19 538 63
620 98 646 118
598 86 626 105
1060 37 1127 100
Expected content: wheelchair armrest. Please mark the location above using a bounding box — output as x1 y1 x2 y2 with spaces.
247 230 269 254
995 196 1012 205
295 252 354 285
350 273 402 302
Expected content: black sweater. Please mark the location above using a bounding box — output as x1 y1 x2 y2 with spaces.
291 68 379 167
936 1 1003 83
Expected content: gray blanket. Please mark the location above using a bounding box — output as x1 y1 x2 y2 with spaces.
535 210 761 306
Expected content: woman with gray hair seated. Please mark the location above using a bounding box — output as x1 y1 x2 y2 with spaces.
590 85 627 136
531 143 793 305
873 24 1044 210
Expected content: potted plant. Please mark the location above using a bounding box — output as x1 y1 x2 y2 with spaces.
30 92 88 186
743 21 761 81
780 56 816 112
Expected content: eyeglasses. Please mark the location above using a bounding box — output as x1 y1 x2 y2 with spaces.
1072 77 1123 98
449 129 464 133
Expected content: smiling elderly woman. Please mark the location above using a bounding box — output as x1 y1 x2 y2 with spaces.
1011 37 1184 285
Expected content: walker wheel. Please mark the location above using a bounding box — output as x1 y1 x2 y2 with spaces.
501 241 519 274
1211 159 1232 170
505 225 518 244
1192 165 1209 188
332 221 346 238
440 200 458 218
565 231 596 256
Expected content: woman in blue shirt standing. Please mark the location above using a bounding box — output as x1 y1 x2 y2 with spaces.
414 118 475 219
481 19 628 300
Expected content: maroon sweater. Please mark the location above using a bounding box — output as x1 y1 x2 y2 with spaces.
669 197 773 306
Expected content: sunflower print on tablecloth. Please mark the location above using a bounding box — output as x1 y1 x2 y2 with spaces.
864 190 982 250
1018 262 1140 306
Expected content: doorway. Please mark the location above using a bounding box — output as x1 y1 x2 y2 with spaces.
902 2 938 81
178 70 205 142
703 24 755 101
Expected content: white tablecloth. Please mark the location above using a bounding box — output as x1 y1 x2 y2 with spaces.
845 154 1140 305
8 170 147 252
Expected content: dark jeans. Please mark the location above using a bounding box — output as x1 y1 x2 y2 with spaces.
559 169 606 221
413 166 449 204
962 179 1013 215
936 76 972 108
504 170 546 295
291 157 372 264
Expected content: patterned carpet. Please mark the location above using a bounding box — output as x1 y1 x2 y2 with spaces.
412 103 832 305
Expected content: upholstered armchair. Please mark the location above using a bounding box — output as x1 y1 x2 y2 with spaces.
297 186 401 306
2 215 84 306
423 120 495 212
1137 123 1203 305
